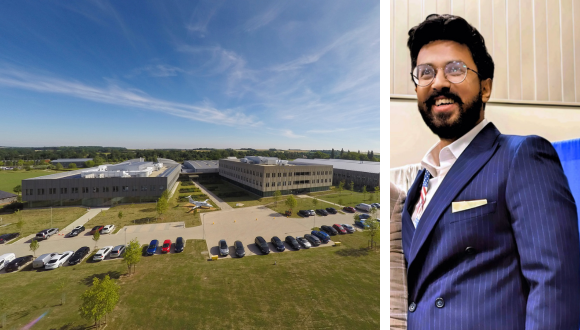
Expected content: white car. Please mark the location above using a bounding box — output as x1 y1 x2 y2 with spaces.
110 245 126 258
101 225 116 234
93 246 113 261
45 251 73 269
308 210 316 216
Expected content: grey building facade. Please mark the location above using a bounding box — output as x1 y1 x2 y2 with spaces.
183 160 219 173
50 158 93 168
288 159 380 189
219 157 332 197
22 161 180 207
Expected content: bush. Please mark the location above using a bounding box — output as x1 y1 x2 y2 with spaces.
1 201 24 212
180 181 194 186
179 188 201 193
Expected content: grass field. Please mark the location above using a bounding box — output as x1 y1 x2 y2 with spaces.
85 183 207 232
196 179 278 208
308 189 379 207
0 207 87 239
0 170 57 194
268 197 341 219
0 233 379 329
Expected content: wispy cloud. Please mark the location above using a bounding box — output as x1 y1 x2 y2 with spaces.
185 3 219 38
128 64 185 77
307 128 353 134
280 129 306 138
242 4 284 32
0 66 261 127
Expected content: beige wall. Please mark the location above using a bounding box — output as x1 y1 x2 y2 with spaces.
391 0 580 103
390 98 580 168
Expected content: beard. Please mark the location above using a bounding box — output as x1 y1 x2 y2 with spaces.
418 90 483 140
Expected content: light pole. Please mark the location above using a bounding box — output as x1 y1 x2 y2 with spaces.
51 207 53 227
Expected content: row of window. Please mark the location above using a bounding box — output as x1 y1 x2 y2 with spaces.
25 185 165 196
220 163 331 178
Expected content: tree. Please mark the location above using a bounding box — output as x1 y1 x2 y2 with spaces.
349 181 354 195
84 160 96 167
285 195 297 212
374 185 380 200
312 198 318 209
353 213 360 222
93 231 100 249
123 238 141 275
338 181 345 195
55 163 63 170
370 150 374 160
15 210 24 234
118 211 123 222
364 218 380 249
331 148 335 159
340 148 344 157
29 239 39 257
362 185 368 200
156 197 168 220
13 185 21 196
338 198 344 207
160 189 170 201
79 275 120 329
68 163 77 169
273 190 281 206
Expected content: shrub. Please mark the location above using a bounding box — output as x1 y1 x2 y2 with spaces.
179 188 201 193
1 201 24 212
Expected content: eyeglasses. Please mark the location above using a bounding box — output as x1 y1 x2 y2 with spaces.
410 61 480 87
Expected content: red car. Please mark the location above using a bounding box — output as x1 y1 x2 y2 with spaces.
90 226 104 235
333 224 347 234
343 206 356 213
161 239 172 253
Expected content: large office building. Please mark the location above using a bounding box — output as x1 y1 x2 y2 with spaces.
219 156 333 197
50 158 93 168
183 160 219 174
288 158 380 189
22 159 180 207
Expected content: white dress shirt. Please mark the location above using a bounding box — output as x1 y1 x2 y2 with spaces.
411 118 490 228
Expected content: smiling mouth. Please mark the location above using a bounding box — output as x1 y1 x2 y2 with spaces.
434 98 455 106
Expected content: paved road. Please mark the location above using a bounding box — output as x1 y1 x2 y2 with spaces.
193 182 233 210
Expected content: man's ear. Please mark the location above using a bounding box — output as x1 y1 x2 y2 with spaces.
481 78 492 103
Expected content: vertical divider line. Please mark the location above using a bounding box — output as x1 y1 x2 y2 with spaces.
559 0 564 101
506 0 510 99
520 0 524 100
533 0 537 100
573 0 577 101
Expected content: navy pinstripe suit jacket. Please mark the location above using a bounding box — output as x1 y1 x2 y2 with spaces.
402 123 580 330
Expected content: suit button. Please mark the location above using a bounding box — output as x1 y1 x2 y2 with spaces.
435 298 445 308
409 302 416 312
465 246 476 255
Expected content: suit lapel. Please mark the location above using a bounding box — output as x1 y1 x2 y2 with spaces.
407 123 501 269
402 168 425 260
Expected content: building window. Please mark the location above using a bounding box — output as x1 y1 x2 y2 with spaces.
277 182 281 186
132 186 137 192
266 173 270 178
113 186 119 192
122 186 129 192
60 188 67 194
260 182 262 186
141 186 147 191
283 181 286 186
82 187 89 193
93 187 99 193
160 186 164 191
266 182 269 187
283 173 287 177
49 188 56 195
103 187 110 192
150 185 156 191
38 189 44 195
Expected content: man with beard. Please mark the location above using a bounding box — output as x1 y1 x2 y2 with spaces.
401 14 580 330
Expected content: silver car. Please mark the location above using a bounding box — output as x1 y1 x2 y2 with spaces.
218 239 229 256
93 246 113 261
45 251 73 270
296 236 311 249
110 245 126 258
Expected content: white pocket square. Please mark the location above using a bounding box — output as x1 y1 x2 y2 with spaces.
452 199 487 213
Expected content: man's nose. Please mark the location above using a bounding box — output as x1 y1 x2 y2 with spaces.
430 68 451 91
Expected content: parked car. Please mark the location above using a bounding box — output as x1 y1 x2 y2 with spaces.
355 203 373 212
5 255 33 272
162 240 172 253
320 225 338 236
333 224 347 234
0 253 16 271
371 203 380 209
255 236 270 254
315 209 328 216
218 239 229 256
359 214 371 220
93 246 113 261
89 226 104 235
0 233 20 244
234 240 245 258
101 225 116 234
355 219 368 229
304 234 321 246
311 230 330 243
45 251 73 269
285 236 300 250
68 247 91 265
35 228 59 240
110 245 126 258
308 210 316 216
341 223 355 233
68 226 85 237
298 210 310 217
33 253 58 268
343 206 356 213
146 240 159 255
175 237 185 253
325 207 337 214
296 236 311 249
271 236 285 252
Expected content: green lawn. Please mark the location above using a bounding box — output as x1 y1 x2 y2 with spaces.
268 197 341 219
0 233 379 329
0 170 57 194
0 207 87 238
308 190 379 207
85 183 208 231
196 178 278 208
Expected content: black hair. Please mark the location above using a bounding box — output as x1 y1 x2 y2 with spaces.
407 14 494 81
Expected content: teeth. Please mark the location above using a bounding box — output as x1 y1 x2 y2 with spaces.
435 98 455 106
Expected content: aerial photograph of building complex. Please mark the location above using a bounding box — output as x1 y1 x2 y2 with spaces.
0 1 380 329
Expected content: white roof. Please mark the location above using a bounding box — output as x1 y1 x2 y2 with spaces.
288 158 380 174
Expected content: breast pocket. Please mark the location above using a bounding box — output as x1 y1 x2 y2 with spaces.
449 201 497 224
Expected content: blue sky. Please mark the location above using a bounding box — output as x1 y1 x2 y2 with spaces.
0 1 379 152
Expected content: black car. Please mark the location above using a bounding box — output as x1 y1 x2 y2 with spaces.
68 226 86 237
298 210 310 217
315 209 328 216
325 207 337 214
255 236 270 254
285 236 300 250
304 234 321 246
321 225 338 236
68 246 91 265
175 237 185 253
234 240 245 258
5 255 33 272
271 236 285 252
0 233 20 244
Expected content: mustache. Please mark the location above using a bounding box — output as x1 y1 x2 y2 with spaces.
424 91 463 108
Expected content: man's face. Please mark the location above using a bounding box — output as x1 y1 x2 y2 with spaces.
415 40 488 140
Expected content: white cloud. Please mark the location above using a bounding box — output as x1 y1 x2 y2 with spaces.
0 66 261 127
129 64 185 77
280 129 306 139
242 4 284 32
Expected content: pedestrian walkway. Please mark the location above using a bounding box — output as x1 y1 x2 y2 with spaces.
63 207 109 232
298 194 345 208
193 182 233 210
